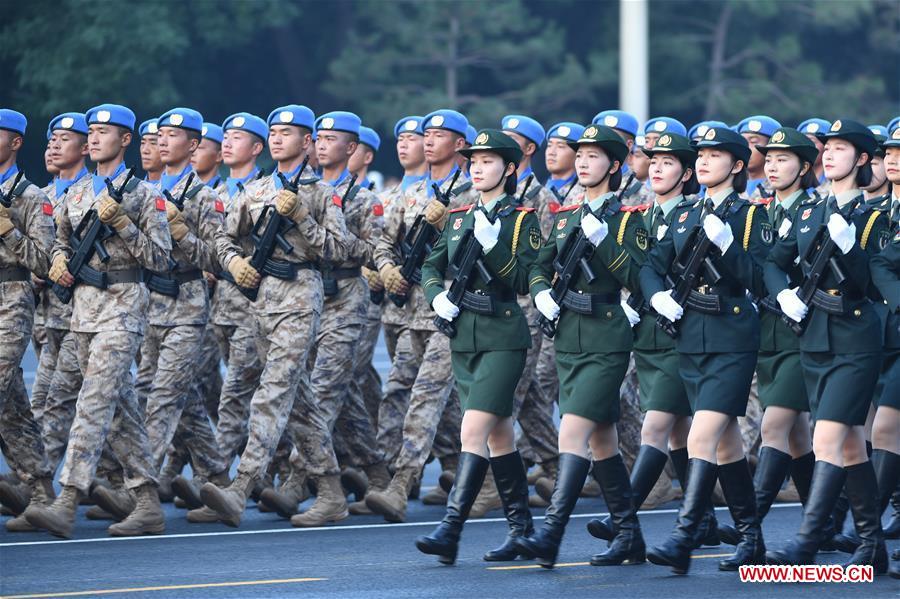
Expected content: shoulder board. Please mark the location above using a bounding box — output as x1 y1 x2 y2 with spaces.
728 198 748 215
298 176 320 186
450 181 473 196
557 204 582 212
799 196 822 206
525 186 541 201
675 198 697 209
345 185 361 203
633 203 652 213
449 204 472 214
13 178 33 197
185 183 205 200
752 197 774 206
515 206 535 212
123 177 141 193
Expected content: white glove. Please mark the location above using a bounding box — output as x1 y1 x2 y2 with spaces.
581 212 608 247
621 300 641 327
778 218 792 239
432 290 460 321
650 290 683 322
535 289 560 321
473 210 501 253
703 214 734 253
776 287 808 323
656 224 669 241
826 213 856 255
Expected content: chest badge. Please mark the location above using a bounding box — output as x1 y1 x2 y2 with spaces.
801 208 812 220
557 218 567 230
678 211 689 223
453 217 463 230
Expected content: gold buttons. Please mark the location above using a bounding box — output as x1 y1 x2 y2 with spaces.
733 306 741 314
853 309 861 317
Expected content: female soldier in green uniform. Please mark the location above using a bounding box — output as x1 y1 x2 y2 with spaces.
516 124 647 569
765 120 890 572
586 132 719 548
414 130 541 565
718 128 821 545
640 127 770 574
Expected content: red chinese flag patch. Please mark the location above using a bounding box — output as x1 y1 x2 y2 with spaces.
156 197 167 211
214 200 225 213
42 202 53 216
332 194 342 208
373 203 384 216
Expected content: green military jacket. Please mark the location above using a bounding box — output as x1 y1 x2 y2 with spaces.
640 189 770 355
421 193 541 353
529 193 646 354
865 193 899 349
632 198 679 352
764 192 891 353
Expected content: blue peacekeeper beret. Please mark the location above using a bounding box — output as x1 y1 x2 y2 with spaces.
159 107 203 133
394 116 423 137
201 123 223 144
316 111 361 136
887 116 900 135
49 112 88 136
422 109 469 137
737 115 781 137
86 104 136 130
546 122 585 143
139 119 159 137
796 118 831 136
591 110 639 137
502 114 545 146
868 124 888 139
688 120 728 140
0 109 27 136
643 116 686 136
267 105 315 130
224 113 268 141
359 126 380 151
465 125 477 145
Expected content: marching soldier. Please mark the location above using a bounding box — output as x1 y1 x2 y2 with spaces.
139 118 163 185
737 116 781 199
797 118 832 196
591 110 648 205
193 122 224 190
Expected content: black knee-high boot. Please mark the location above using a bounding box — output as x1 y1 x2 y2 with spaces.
717 458 766 570
586 445 668 542
589 454 646 566
872 450 900 541
670 447 719 547
842 461 888 574
790 450 815 503
483 451 533 561
514 453 590 568
415 452 489 565
767 460 846 565
719 447 791 546
646 458 718 574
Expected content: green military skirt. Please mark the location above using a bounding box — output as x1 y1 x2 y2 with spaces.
875 349 899 409
801 351 881 425
679 352 757 417
451 349 526 418
556 350 630 423
634 348 692 416
757 349 809 411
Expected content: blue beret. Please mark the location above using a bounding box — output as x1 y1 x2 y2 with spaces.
223 112 268 141
315 111 361 136
0 109 27 136
736 115 781 137
465 125 477 145
201 123 223 144
868 124 888 139
688 120 728 140
267 105 315 130
643 116 686 136
358 126 380 151
158 107 203 133
796 118 831 136
502 114 545 146
86 104 136 131
887 116 900 135
546 122 585 143
394 116 423 138
139 119 159 137
422 109 469 137
49 112 88 136
591 110 639 137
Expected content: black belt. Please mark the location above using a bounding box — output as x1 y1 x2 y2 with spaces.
686 285 745 315
0 266 29 283
561 290 619 316
460 289 516 315
810 288 866 315
78 266 144 289
328 267 362 280
144 268 203 297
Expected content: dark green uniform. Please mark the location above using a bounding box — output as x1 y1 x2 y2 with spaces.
631 197 691 416
529 193 646 423
869 199 900 410
640 188 770 417
421 196 541 417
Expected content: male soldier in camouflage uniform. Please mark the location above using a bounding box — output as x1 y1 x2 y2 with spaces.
0 109 56 532
198 104 347 527
26 104 171 538
366 109 479 523
139 118 164 185
28 143 57 362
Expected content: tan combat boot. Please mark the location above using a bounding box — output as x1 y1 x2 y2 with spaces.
422 455 458 506
0 480 32 515
24 485 81 538
259 472 309 518
291 474 349 527
186 506 221 523
349 461 392 515
340 467 368 502
469 470 502 518
157 455 185 503
365 468 416 523
200 472 254 527
85 506 114 520
6 478 55 532
91 484 135 521
108 484 165 536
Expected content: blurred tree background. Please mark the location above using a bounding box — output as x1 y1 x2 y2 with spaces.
2 0 897 180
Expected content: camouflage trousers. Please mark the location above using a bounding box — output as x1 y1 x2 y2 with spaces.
1 296 51 484
60 331 156 492
134 324 225 478
235 308 320 480
291 280 382 477
739 373 762 456
430 391 462 461
196 325 223 421
30 327 82 472
617 355 643 469
535 337 559 409
376 322 414 465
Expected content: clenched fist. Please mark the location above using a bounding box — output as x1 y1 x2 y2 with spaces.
424 200 448 228
165 201 189 241
0 204 13 236
98 196 130 231
379 264 408 295
49 254 74 287
228 256 261 289
275 189 309 223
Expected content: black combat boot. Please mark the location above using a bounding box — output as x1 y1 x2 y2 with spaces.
483 451 533 561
